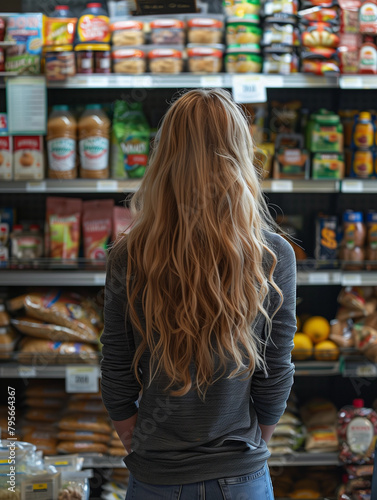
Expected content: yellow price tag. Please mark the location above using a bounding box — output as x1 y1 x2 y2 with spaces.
33 484 48 491
54 461 68 465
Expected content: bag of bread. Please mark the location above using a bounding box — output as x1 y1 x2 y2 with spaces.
352 323 377 363
305 425 339 452
58 413 111 434
45 196 82 258
57 441 108 454
26 397 64 409
109 446 126 456
25 408 59 422
338 287 373 312
82 199 114 260
67 400 106 414
57 430 110 443
329 319 354 347
18 338 98 365
11 290 100 341
0 326 18 359
301 398 337 427
23 430 58 456
11 316 99 344
336 307 365 322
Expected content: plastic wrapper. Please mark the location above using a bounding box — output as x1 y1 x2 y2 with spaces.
151 19 185 44
83 200 114 260
0 326 18 359
45 197 82 259
329 318 354 347
300 398 337 427
58 413 111 434
18 339 98 365
302 22 340 48
338 287 374 312
7 290 101 342
111 20 145 46
148 48 183 74
352 323 377 363
57 441 108 454
187 46 223 73
11 317 98 344
305 425 339 452
187 18 223 44
301 47 340 74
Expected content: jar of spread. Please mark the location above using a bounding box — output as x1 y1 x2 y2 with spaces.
75 43 110 73
352 112 375 148
187 18 224 44
366 210 377 267
94 47 111 73
47 105 77 179
78 104 110 179
341 210 366 270
44 45 76 81
150 19 185 45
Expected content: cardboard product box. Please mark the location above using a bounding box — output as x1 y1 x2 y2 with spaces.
13 136 44 180
0 135 13 180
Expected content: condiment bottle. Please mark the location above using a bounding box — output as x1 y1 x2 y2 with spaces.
359 37 377 74
76 2 110 44
353 112 375 148
78 104 110 179
47 105 77 179
50 5 75 17
341 210 366 270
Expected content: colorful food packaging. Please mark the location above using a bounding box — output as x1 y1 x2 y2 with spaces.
315 214 338 262
0 135 12 181
112 100 150 179
112 206 133 241
18 338 98 365
45 197 82 259
82 199 114 260
5 13 44 74
225 45 263 73
13 136 44 181
44 16 77 46
224 0 262 17
273 134 310 179
111 20 145 46
151 19 185 44
312 153 345 178
305 425 339 452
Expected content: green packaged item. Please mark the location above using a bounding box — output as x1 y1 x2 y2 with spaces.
225 45 262 73
112 100 150 179
226 18 262 45
312 153 344 179
307 109 344 153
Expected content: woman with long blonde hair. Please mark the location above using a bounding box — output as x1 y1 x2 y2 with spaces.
101 88 296 499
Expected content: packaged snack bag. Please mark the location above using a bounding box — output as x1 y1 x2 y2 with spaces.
112 206 133 241
82 199 114 260
45 197 82 258
112 100 150 179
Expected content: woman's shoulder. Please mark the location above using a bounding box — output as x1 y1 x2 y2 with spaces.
264 230 295 260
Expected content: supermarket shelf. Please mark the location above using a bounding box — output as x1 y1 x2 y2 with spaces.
0 364 67 378
36 73 338 90
340 75 377 89
0 270 106 285
80 452 340 469
294 360 341 376
342 356 377 378
0 179 341 194
0 179 141 193
296 270 341 286
341 179 377 193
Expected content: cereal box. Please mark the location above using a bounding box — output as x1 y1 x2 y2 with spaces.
5 13 44 74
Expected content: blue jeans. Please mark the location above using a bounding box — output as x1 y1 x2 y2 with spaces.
125 462 274 499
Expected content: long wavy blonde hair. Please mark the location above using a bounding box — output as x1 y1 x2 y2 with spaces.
115 89 282 398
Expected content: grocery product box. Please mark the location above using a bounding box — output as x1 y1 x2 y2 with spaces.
5 13 44 74
13 136 44 180
0 136 13 181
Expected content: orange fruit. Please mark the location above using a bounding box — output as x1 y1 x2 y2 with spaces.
292 333 313 361
314 340 340 361
303 316 331 344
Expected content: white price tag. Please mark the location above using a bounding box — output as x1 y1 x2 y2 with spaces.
309 272 329 284
66 366 99 393
6 76 47 134
232 76 267 103
200 76 224 87
340 76 363 89
342 180 364 193
18 367 36 378
133 76 153 88
94 274 106 285
342 274 362 286
96 180 118 192
271 180 293 192
356 364 377 377
86 76 110 88
26 181 46 192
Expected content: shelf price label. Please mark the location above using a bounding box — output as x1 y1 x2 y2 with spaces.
232 76 267 103
270 180 293 192
66 365 99 393
340 76 363 89
308 272 330 284
356 364 377 377
342 274 362 286
342 180 364 193
18 366 36 378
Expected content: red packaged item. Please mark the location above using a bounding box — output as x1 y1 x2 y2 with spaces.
112 206 133 241
0 48 4 72
337 399 377 464
0 17 4 42
339 0 361 33
45 197 82 258
299 7 338 23
360 0 377 33
302 23 340 48
302 48 340 74
359 36 377 73
82 199 114 260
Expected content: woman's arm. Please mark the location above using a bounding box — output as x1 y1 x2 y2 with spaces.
258 423 276 444
251 236 296 431
100 248 141 449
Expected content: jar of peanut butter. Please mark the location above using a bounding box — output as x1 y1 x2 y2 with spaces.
78 104 110 179
47 105 77 179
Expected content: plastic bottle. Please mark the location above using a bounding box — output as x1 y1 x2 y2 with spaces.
78 104 110 179
50 5 75 18
360 37 377 74
340 210 366 270
353 112 375 148
47 105 77 179
76 2 110 44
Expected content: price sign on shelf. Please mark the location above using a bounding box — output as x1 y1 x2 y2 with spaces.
356 364 377 377
66 365 99 393
232 76 267 103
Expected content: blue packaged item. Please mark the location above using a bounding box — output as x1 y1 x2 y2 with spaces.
315 214 338 265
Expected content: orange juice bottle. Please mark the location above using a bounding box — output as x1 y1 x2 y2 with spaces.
353 112 375 148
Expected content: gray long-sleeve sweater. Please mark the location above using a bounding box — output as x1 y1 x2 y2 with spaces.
100 231 296 485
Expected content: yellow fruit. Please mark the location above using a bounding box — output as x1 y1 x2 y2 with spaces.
292 333 313 361
296 316 301 332
303 316 331 344
314 340 340 361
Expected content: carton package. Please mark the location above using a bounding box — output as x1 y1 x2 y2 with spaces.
0 135 12 181
5 13 44 74
13 136 44 180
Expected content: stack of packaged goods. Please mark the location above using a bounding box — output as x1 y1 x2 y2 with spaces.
57 393 110 455
269 394 305 455
300 0 340 75
109 430 127 457
301 398 340 453
7 290 101 365
0 301 18 360
21 381 67 456
337 399 377 500
101 471 130 500
271 466 341 498
330 286 377 364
